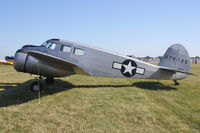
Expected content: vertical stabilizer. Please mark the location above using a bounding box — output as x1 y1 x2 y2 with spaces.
158 44 191 73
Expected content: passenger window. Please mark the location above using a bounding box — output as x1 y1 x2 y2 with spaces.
74 48 85 55
60 45 71 53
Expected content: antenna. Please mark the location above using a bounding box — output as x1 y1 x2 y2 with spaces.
38 64 40 104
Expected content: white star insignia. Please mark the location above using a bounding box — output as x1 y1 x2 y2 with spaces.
112 60 145 76
123 61 136 75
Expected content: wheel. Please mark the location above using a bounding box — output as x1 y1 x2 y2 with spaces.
31 81 43 92
175 82 180 86
45 77 55 84
174 80 180 86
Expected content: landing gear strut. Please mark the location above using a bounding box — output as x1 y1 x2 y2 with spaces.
30 77 55 92
31 76 43 92
174 80 180 86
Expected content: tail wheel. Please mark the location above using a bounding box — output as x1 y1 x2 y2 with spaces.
174 80 180 86
31 81 43 92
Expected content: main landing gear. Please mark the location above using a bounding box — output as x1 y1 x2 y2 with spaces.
174 80 180 86
30 77 55 92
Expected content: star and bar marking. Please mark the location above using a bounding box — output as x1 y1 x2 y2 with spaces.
112 60 145 77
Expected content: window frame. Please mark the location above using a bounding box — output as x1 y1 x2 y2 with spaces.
60 44 72 53
49 43 57 49
43 41 57 50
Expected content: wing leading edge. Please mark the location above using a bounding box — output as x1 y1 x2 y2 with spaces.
27 50 89 76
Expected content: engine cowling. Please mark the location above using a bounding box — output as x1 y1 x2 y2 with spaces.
14 50 72 77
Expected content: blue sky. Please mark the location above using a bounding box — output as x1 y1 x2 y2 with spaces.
0 0 199 58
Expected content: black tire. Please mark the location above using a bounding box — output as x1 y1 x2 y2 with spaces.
175 82 180 86
31 81 43 92
174 80 180 86
45 77 55 84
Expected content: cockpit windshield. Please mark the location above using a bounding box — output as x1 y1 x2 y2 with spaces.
41 41 57 49
41 41 48 46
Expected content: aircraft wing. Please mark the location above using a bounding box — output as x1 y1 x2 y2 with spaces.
0 60 13 65
158 66 196 75
6 61 13 65
27 50 89 75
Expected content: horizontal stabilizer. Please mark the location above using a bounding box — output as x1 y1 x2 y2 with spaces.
158 66 196 75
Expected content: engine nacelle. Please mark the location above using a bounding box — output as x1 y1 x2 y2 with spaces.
14 50 72 77
14 51 27 72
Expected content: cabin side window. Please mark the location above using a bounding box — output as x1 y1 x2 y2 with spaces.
74 48 85 55
60 45 71 53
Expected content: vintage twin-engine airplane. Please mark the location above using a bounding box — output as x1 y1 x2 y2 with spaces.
14 39 193 91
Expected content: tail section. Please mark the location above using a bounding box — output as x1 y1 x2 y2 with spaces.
158 44 191 74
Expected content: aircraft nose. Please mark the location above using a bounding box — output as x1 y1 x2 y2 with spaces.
13 50 28 72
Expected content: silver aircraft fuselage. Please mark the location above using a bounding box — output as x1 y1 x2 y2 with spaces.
14 39 189 81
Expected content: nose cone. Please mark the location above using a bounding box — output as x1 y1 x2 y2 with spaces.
14 50 28 72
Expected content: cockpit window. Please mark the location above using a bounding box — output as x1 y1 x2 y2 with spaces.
46 42 53 48
41 41 57 49
41 42 46 46
74 48 85 55
49 43 56 49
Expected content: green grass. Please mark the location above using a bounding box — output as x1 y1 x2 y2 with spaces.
0 64 200 133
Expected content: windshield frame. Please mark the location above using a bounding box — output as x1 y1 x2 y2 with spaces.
40 41 49 46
